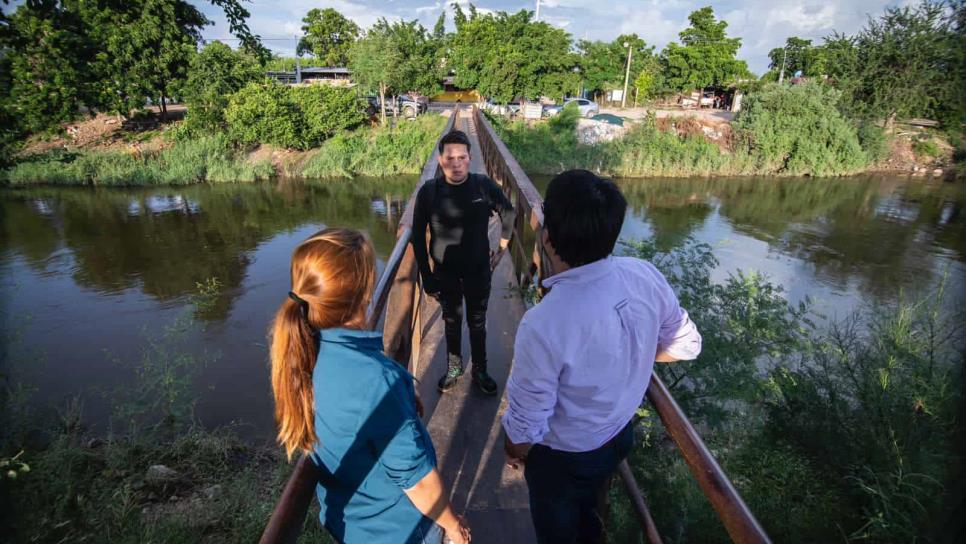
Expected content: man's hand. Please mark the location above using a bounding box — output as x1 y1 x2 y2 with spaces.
423 274 441 300
503 434 531 470
489 238 510 271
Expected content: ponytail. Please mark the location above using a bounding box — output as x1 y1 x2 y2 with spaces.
270 298 319 460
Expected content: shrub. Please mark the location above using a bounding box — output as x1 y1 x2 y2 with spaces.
224 82 306 149
857 121 891 164
224 82 367 150
733 82 868 176
288 86 367 146
912 137 940 159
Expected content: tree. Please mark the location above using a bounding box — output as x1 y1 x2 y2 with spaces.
578 34 653 100
767 37 822 78
182 41 263 131
86 0 209 120
0 0 266 134
348 28 399 124
838 1 954 127
297 8 359 66
448 9 577 102
660 6 749 92
373 19 444 97
2 1 97 134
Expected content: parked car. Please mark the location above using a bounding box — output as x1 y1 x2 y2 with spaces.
545 98 599 118
397 94 428 117
366 94 428 117
482 99 523 116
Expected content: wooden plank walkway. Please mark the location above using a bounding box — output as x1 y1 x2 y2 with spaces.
411 109 537 542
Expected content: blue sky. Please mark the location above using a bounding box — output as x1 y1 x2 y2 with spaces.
191 1 917 74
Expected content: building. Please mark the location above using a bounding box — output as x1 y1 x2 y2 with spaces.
266 67 353 86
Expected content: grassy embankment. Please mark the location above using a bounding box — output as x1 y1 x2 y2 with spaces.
495 83 961 179
1 115 446 186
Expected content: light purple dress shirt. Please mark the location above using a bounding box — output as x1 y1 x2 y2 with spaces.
501 256 702 452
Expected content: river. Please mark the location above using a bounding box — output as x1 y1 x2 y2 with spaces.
1 175 963 438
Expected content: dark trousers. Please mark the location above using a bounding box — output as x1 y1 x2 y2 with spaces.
524 422 634 544
437 269 491 368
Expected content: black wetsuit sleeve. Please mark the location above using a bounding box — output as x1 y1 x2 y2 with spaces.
410 183 436 291
483 176 516 240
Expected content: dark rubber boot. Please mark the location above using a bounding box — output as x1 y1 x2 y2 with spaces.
472 361 498 396
437 354 464 393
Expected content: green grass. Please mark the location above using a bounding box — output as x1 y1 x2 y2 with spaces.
2 115 447 186
299 115 447 179
1 135 275 186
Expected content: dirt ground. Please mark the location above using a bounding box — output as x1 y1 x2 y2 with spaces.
18 105 186 157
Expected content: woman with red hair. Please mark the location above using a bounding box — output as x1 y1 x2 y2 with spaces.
270 228 470 544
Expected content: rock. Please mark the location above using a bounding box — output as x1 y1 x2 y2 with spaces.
933 168 943 176
131 480 146 491
145 464 180 483
202 484 223 500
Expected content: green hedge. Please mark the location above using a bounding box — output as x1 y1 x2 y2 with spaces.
224 82 366 150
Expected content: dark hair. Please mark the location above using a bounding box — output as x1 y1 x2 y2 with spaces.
542 169 626 267
438 130 471 154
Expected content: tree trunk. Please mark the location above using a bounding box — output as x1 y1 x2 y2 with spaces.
159 91 168 121
379 83 387 126
885 112 896 133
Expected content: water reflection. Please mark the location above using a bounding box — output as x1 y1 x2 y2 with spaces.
2 180 415 320
1 174 964 435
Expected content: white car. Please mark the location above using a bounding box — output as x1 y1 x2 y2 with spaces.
563 98 600 117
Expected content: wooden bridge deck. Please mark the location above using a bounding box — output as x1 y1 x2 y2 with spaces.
411 109 536 542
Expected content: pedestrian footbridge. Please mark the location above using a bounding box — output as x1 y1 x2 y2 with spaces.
259 107 772 544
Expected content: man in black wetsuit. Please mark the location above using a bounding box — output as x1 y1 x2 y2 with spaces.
411 130 516 396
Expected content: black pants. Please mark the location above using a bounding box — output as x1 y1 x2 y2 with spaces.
524 422 634 544
437 269 491 368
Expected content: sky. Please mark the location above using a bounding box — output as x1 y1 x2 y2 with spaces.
191 0 917 74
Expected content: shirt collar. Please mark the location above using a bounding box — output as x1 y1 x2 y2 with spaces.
319 327 384 350
542 256 615 289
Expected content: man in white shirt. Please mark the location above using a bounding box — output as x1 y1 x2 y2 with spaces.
501 170 702 544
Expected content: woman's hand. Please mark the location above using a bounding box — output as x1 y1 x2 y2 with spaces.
444 515 471 544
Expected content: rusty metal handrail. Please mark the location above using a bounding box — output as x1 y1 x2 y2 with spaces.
259 109 459 544
472 106 770 544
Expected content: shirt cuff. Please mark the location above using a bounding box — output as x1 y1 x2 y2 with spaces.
501 409 548 445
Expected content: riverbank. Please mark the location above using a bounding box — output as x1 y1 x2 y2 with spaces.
1 115 446 187
494 84 962 180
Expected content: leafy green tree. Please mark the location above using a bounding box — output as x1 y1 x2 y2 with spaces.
2 1 97 134
448 9 577 102
373 19 444 97
0 0 265 134
86 0 208 120
181 41 263 131
660 6 749 91
297 8 359 66
837 1 953 127
348 27 400 124
767 36 827 78
577 35 653 100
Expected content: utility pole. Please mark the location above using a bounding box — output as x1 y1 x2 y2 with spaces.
295 35 302 84
778 47 786 85
535 0 541 21
621 41 632 109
